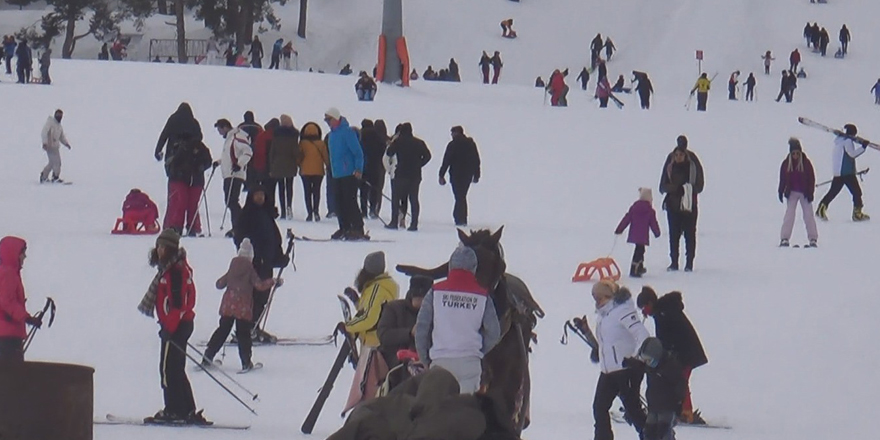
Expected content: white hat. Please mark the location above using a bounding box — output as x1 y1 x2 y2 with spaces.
324 107 341 121
238 238 254 260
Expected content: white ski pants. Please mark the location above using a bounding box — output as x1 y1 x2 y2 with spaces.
41 147 61 179
781 191 818 241
431 356 482 394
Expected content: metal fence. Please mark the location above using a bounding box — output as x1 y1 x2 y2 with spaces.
148 39 209 63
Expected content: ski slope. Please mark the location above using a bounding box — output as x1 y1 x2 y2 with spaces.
0 0 878 439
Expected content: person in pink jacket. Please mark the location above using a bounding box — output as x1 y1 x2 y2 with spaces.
0 236 43 361
615 188 661 277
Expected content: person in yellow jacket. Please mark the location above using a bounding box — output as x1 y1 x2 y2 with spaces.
690 73 712 111
297 122 330 221
343 251 399 413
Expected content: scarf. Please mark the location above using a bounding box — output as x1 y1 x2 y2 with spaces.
137 249 186 317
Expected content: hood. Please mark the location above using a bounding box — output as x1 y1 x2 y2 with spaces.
174 102 194 119
333 117 351 132
228 256 255 277
301 122 322 140
0 236 26 270
612 286 632 305
656 291 684 313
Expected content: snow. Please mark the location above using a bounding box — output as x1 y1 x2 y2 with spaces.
1 0 880 439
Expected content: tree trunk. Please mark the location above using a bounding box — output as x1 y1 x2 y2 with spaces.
61 16 77 58
297 0 307 38
158 0 168 15
175 0 187 63
243 0 254 44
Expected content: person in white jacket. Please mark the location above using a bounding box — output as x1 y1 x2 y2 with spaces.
213 119 252 237
816 123 871 221
591 279 648 440
39 109 71 183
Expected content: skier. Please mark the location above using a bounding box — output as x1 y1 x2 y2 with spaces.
636 287 708 425
633 71 653 109
689 73 711 111
249 36 263 68
156 103 204 230
778 138 818 247
359 120 387 218
490 51 503 84
324 107 368 240
727 70 740 100
744 72 756 101
604 37 616 61
448 58 460 82
0 236 44 362
385 123 431 231
479 52 491 84
355 71 378 101
775 70 791 102
202 239 277 371
590 279 649 440
377 275 432 389
761 50 774 75
212 118 252 237
268 115 299 220
39 47 51 85
138 229 209 425
282 42 297 70
614 188 661 278
871 79 880 105
205 37 219 65
621 338 687 439
297 122 329 221
268 38 282 69
597 59 608 83
439 126 481 226
839 25 850 55
415 245 501 393
162 133 212 236
816 124 871 221
818 28 830 56
590 33 604 68
803 22 813 48
577 67 590 91
789 48 801 73
596 75 612 108
39 109 71 183
659 136 704 271
15 38 31 84
342 251 400 412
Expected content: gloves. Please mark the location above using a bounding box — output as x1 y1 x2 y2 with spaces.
590 348 599 364
439 176 447 186
158 328 171 339
353 170 363 180
155 151 163 161
806 194 814 203
212 160 220 169
861 140 870 148
26 315 42 329
232 164 241 172
778 193 784 203
65 144 72 150
274 277 284 287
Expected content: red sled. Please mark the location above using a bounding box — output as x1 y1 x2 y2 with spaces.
111 189 161 235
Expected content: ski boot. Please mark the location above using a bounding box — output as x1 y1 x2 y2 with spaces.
853 207 870 221
779 238 790 247
185 410 212 426
629 262 642 278
145 409 183 424
815 203 828 220
808 239 818 248
330 229 346 240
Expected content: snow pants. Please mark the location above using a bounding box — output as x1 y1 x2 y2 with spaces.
40 147 61 180
631 244 646 273
159 320 196 418
301 175 323 217
745 85 755 101
593 368 646 440
390 177 421 228
820 174 863 208
667 209 697 268
204 316 252 368
164 181 202 234
639 90 651 109
450 175 472 225
728 82 736 100
681 366 694 415
696 92 708 111
326 169 337 215
0 337 23 362
334 176 365 233
431 356 482 393
4 54 11 74
781 191 818 241
223 177 244 229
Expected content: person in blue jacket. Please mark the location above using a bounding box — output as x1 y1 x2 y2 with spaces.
269 38 282 69
3 36 16 75
816 124 870 222
324 107 368 240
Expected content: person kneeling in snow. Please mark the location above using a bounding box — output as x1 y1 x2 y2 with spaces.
622 338 687 440
356 72 378 101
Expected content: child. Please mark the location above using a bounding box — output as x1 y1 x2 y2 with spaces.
623 338 687 440
778 138 818 247
615 188 661 277
202 238 278 372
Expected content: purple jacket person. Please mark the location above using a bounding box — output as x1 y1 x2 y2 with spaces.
616 188 661 277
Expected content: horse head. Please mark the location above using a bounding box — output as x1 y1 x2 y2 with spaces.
457 227 507 292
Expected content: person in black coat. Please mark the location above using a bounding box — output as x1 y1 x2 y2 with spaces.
744 72 756 102
659 136 704 272
479 52 491 84
163 136 213 236
590 33 603 68
622 338 688 438
385 123 431 231
15 39 32 84
238 110 263 141
249 36 263 68
438 126 481 226
636 287 707 424
233 184 287 342
818 27 830 56
377 275 432 390
448 58 460 82
156 103 204 161
577 67 590 91
359 120 387 218
633 71 653 109
839 25 850 54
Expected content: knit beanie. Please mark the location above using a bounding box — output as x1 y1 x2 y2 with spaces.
406 275 433 300
324 107 341 121
676 135 688 149
788 137 803 152
156 228 180 250
638 187 653 203
449 245 478 274
591 279 618 299
238 238 254 260
363 251 386 276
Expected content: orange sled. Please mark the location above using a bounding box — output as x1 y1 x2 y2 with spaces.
572 257 621 282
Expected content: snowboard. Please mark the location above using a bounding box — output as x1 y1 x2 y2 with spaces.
40 180 73 185
610 410 731 430
798 117 880 151
96 414 249 430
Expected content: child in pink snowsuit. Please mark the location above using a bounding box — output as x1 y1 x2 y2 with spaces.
615 188 661 277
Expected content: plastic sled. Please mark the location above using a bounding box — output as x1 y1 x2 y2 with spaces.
572 257 621 282
111 217 160 235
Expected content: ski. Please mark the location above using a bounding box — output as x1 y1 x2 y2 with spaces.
40 180 73 185
295 235 394 243
196 334 333 348
608 92 625 109
798 117 880 151
96 414 249 430
610 410 731 430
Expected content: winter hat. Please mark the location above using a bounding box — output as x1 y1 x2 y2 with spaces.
324 107 341 121
449 245 478 274
238 238 254 260
638 187 653 203
844 124 858 136
156 228 180 250
406 275 433 300
591 279 618 300
788 137 803 152
676 135 688 149
638 337 664 367
280 114 294 127
363 251 386 276
636 286 658 309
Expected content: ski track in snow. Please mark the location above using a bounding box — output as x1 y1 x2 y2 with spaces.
1 0 879 439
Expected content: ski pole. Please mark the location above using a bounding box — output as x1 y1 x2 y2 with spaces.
23 297 55 353
220 177 235 231
190 166 216 237
361 178 410 220
168 339 257 415
186 342 259 401
256 229 296 331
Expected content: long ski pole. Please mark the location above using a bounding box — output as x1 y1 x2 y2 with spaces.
816 168 869 187
23 297 55 353
190 166 216 237
186 342 259 401
168 339 257 415
220 177 235 231
256 229 296 331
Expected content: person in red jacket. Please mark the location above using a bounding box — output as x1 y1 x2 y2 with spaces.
789 49 801 73
0 236 43 362
548 69 569 107
250 118 279 212
137 229 208 425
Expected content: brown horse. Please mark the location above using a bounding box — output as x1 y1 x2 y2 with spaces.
396 227 544 436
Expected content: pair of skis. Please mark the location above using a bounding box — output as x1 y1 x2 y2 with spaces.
797 117 880 151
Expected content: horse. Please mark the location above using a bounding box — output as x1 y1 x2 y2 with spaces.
396 227 545 436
